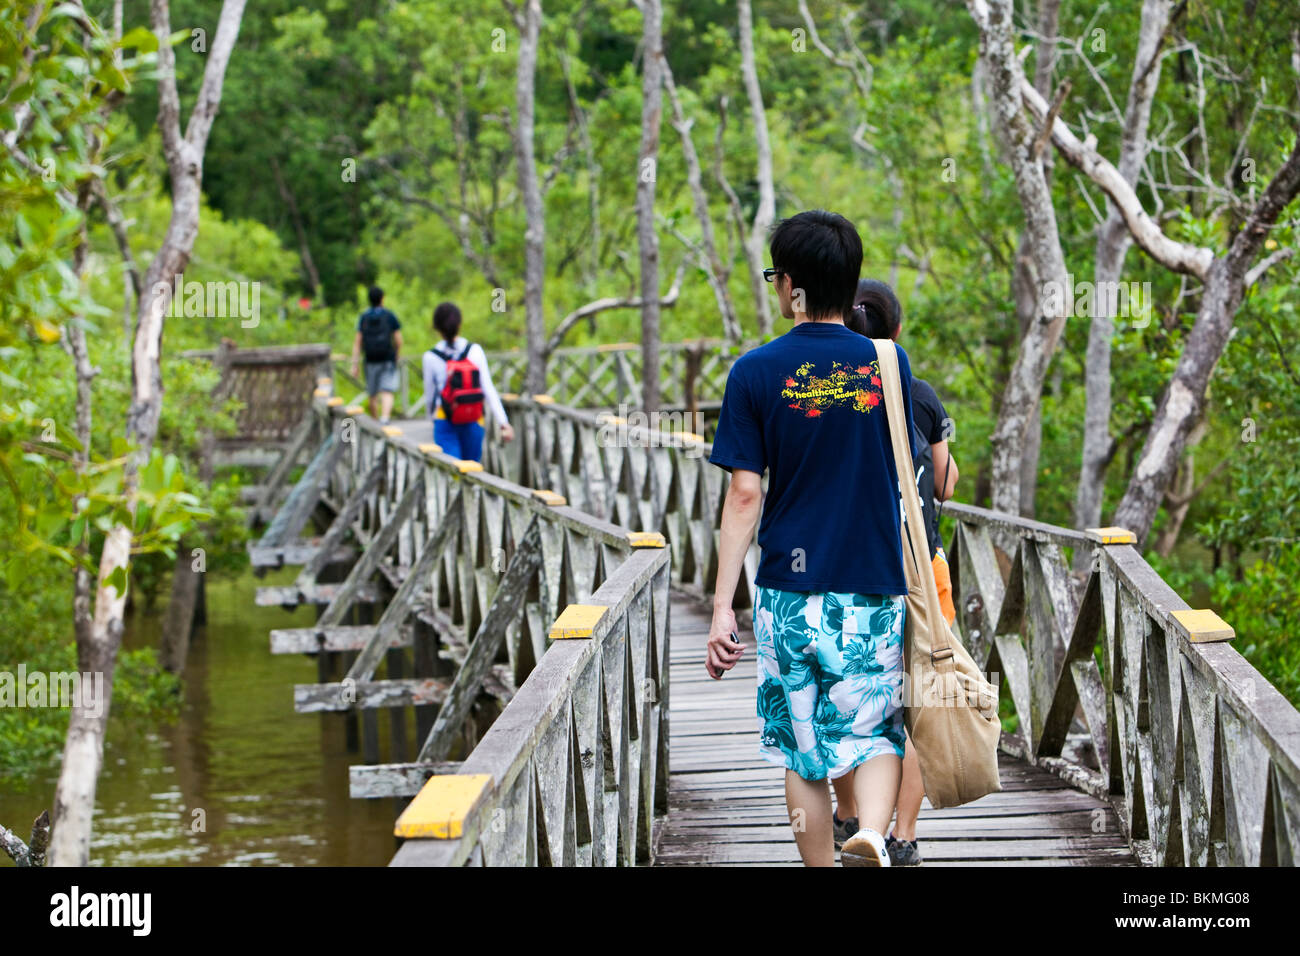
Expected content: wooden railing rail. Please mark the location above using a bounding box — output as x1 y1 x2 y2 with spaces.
389 544 670 866
369 339 750 414
485 396 757 606
921 501 1297 866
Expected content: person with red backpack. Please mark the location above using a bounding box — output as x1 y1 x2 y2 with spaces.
420 302 513 461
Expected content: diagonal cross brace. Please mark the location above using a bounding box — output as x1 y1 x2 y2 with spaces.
253 411 317 523
295 451 387 592
418 516 544 764
345 489 466 684
316 474 425 629
258 430 343 549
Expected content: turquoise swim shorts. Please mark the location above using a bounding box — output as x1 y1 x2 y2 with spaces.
754 586 907 781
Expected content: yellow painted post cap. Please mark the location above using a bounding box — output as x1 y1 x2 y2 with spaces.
418 442 442 455
596 414 626 425
394 773 493 839
317 376 332 386
1169 609 1235 643
381 425 403 437
532 489 567 506
456 460 484 473
627 531 667 548
678 432 705 443
1085 526 1137 545
501 392 519 401
532 393 555 404
313 388 329 398
549 604 608 640
326 396 344 407
345 405 365 416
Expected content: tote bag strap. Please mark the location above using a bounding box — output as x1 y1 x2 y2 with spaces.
871 339 954 662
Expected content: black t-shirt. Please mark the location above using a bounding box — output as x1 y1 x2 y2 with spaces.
910 378 951 558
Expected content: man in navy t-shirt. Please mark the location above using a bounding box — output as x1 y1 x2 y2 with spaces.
705 209 919 868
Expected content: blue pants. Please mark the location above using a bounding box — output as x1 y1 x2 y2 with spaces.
434 418 485 462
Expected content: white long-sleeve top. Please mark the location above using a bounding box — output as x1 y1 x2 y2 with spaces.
421 337 509 427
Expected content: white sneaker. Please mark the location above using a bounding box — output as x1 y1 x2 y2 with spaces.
841 827 891 867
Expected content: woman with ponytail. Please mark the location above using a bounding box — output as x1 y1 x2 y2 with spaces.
421 302 513 462
838 278 961 867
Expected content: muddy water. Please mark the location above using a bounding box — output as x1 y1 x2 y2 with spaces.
0 568 403 866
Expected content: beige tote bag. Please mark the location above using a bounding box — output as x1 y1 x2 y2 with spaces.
873 339 1002 809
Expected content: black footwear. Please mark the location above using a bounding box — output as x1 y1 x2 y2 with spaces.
833 813 858 850
885 833 923 866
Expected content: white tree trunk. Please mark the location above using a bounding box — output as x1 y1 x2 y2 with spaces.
965 0 1070 519
1021 49 1300 543
1114 141 1300 541
50 0 248 867
737 0 774 337
636 0 664 415
663 62 740 343
511 0 546 394
1075 0 1173 533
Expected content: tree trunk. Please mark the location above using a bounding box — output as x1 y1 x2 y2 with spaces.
1113 139 1300 543
1075 0 1174 533
1011 0 1061 521
965 0 1070 519
50 0 248 867
737 0 775 337
512 0 546 395
636 0 664 416
663 61 740 343
271 154 323 303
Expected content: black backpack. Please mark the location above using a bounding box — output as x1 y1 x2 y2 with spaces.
359 309 394 361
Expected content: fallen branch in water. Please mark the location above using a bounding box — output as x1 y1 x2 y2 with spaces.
0 810 51 867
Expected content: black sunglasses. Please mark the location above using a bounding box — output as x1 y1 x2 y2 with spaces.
762 267 784 283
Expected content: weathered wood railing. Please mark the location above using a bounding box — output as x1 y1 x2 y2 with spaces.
252 384 672 864
942 504 1300 867
484 396 758 606
388 339 749 415
390 544 670 866
481 394 1300 867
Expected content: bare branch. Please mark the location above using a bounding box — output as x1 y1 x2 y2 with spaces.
1244 246 1295 287
544 261 685 356
1020 78 1215 279
92 179 142 300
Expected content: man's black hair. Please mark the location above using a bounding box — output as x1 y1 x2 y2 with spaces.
768 210 863 319
847 278 902 339
368 285 384 307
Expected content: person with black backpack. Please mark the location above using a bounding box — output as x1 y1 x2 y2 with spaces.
420 302 513 461
350 285 404 424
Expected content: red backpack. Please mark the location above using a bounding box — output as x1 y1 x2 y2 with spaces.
435 342 486 425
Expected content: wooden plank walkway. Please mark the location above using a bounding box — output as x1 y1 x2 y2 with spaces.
654 592 1139 867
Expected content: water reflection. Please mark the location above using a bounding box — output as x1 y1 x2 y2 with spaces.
0 568 401 866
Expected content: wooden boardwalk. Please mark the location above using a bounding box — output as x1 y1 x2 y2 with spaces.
654 593 1139 867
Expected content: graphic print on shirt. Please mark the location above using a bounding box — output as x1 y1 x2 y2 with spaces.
780 359 884 418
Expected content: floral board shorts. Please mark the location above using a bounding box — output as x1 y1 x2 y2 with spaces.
754 586 906 781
